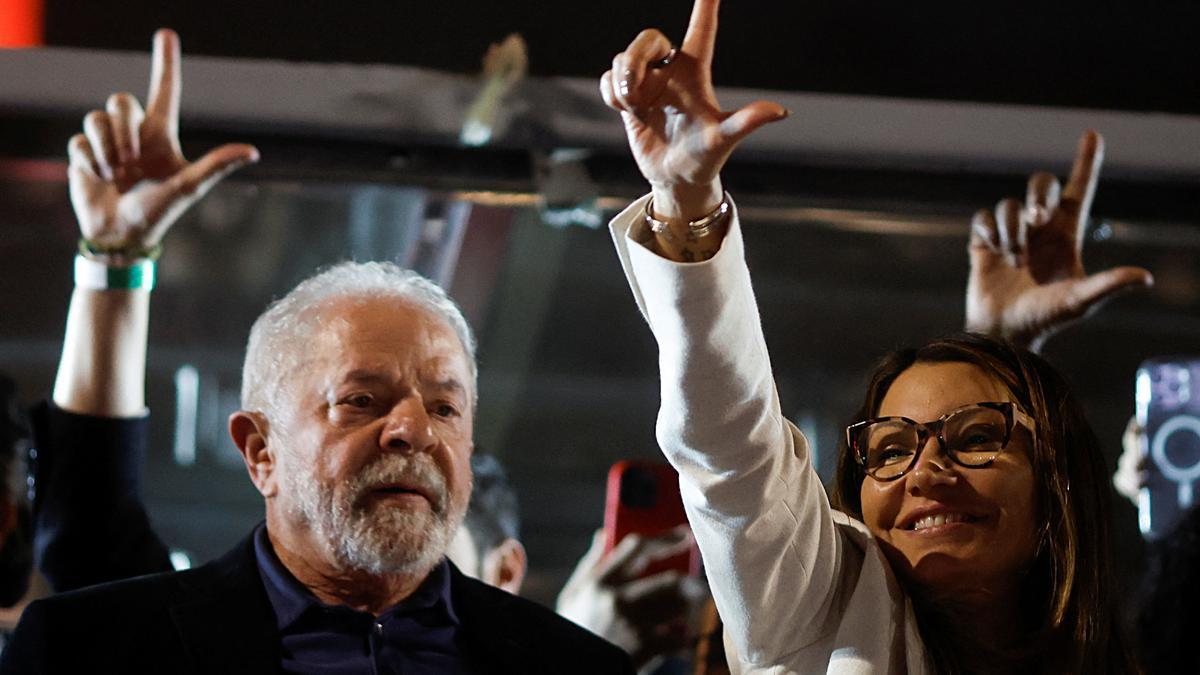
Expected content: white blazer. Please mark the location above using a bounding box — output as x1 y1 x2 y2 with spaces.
610 195 931 674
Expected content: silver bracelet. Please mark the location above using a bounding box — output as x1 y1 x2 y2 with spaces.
644 192 731 242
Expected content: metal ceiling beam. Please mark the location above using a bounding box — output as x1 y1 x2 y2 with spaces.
2 46 1200 181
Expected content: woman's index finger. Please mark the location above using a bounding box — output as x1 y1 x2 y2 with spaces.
682 0 721 65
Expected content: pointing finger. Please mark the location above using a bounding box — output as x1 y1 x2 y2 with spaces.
147 28 182 125
682 0 721 67
1061 130 1104 232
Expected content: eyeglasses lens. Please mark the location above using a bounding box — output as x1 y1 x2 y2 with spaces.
860 406 1009 479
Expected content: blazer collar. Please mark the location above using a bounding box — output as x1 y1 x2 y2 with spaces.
162 536 545 674
168 532 281 674
447 562 539 674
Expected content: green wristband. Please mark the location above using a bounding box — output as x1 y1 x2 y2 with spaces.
74 254 156 291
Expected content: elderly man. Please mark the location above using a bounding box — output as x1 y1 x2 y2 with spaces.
0 30 632 674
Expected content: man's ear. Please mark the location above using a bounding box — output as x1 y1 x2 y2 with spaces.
229 411 277 498
481 537 527 595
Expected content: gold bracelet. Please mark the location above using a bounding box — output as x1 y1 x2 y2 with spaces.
644 192 731 243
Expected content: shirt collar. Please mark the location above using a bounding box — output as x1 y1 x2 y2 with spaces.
252 522 460 631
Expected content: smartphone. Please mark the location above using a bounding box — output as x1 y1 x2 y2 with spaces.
603 460 700 577
1135 357 1200 540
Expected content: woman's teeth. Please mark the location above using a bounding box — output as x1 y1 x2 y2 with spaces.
912 513 970 531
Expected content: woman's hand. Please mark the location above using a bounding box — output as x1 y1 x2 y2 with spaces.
965 131 1153 350
599 0 787 223
67 29 258 255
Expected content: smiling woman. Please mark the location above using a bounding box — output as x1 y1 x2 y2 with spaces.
833 335 1129 672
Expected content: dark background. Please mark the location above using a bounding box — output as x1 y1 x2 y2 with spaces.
44 0 1200 114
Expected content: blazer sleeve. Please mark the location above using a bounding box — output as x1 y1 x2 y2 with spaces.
29 401 172 591
610 195 852 667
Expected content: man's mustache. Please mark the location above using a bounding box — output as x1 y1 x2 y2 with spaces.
347 455 449 514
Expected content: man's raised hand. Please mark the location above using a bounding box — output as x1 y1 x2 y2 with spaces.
67 29 259 253
965 131 1153 350
599 0 787 221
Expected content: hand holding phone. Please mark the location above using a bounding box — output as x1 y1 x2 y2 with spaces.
1135 357 1200 539
603 460 700 577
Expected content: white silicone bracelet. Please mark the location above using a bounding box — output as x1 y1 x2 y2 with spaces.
74 254 156 291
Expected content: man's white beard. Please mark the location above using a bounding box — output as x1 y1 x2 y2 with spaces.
283 452 465 576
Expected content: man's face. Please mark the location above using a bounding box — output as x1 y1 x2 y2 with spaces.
269 297 475 577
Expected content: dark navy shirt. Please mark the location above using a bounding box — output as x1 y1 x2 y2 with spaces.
253 524 474 674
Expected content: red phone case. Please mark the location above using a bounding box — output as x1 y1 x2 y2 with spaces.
603 460 700 577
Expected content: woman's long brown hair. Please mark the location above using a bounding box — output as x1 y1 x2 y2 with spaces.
831 333 1136 674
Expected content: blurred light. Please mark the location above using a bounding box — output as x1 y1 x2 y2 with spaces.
541 204 602 229
0 0 43 47
460 119 493 148
169 549 193 571
174 364 200 467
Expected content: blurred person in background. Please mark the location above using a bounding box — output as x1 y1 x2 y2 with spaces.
0 375 34 652
445 451 527 595
1113 419 1200 675
0 28 632 674
557 527 709 675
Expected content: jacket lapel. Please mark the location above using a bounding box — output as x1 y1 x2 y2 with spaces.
168 534 281 674
449 563 540 674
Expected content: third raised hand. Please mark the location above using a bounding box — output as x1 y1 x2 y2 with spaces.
68 29 259 254
965 131 1154 350
600 0 787 224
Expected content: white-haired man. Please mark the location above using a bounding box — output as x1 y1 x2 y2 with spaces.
0 30 633 674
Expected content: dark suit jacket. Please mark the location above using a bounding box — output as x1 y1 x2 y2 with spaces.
1 532 634 674
27 402 172 592
10 404 634 674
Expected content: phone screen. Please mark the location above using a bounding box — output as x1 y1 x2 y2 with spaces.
1136 357 1200 539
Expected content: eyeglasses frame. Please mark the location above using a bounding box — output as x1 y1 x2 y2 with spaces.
846 401 1036 482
